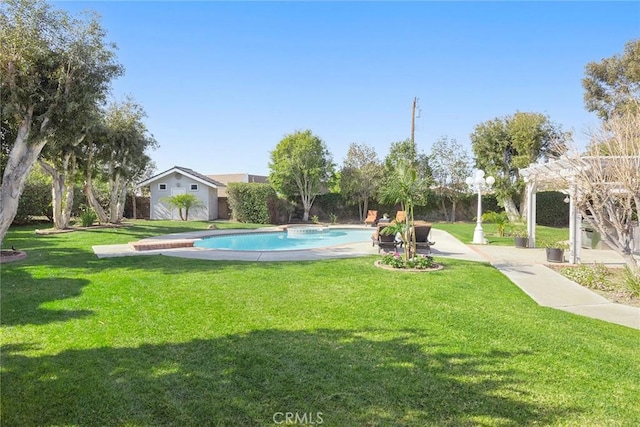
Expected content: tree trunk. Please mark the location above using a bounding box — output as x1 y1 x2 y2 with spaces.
132 191 137 219
301 193 314 222
84 184 108 224
440 198 450 222
116 185 127 221
108 173 127 223
450 199 457 222
0 114 47 244
501 197 520 222
82 150 109 224
361 197 368 223
39 154 75 230
518 190 528 222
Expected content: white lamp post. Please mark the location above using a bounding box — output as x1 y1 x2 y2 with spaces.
465 170 495 244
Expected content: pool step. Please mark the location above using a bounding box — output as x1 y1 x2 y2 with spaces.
130 239 194 251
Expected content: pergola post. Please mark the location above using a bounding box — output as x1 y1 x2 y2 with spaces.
526 180 537 248
568 186 581 264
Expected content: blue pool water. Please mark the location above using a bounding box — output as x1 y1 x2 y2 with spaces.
194 228 373 251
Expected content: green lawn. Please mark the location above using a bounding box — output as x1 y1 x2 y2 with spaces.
433 222 569 246
1 221 638 426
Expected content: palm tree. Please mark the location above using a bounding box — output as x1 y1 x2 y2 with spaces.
379 159 429 261
161 194 204 221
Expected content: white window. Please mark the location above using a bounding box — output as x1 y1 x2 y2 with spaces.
158 183 167 190
190 184 199 191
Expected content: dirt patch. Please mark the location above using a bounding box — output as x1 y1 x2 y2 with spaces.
35 223 131 235
545 264 640 308
0 250 27 263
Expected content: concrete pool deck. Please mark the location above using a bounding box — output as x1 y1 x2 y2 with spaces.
92 225 383 261
92 226 639 329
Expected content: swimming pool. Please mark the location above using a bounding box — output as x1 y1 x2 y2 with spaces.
194 227 373 251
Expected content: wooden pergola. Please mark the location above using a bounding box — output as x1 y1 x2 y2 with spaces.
521 158 582 264
521 155 640 265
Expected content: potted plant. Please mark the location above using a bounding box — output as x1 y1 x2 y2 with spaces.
542 239 569 263
511 227 528 248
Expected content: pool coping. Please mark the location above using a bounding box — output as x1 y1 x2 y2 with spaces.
92 225 381 261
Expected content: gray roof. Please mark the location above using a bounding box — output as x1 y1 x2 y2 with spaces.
137 166 226 188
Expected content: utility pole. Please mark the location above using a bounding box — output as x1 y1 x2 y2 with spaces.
410 97 420 143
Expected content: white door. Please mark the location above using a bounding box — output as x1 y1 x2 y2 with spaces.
170 188 186 220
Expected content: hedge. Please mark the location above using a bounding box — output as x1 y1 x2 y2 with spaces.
227 183 279 224
536 191 570 227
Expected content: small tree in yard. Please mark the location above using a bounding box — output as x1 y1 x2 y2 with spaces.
564 111 640 274
429 136 472 222
378 158 429 262
161 194 203 221
470 112 570 222
339 143 384 222
269 130 333 222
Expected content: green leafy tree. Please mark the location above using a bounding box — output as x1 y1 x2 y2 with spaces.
269 130 334 222
470 112 570 221
429 136 472 222
384 138 432 182
0 0 122 244
339 143 384 222
161 193 204 221
82 98 157 224
583 39 640 121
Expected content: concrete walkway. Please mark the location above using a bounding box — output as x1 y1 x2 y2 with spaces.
429 229 640 330
92 226 639 330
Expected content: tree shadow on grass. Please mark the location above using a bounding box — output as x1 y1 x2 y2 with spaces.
0 269 93 326
1 328 578 426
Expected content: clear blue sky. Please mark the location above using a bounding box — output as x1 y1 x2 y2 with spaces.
58 1 639 176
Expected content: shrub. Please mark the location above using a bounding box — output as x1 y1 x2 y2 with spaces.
380 253 435 270
623 267 640 297
561 263 610 290
381 253 405 269
406 255 435 269
481 211 509 236
79 206 98 227
227 183 277 224
13 171 53 224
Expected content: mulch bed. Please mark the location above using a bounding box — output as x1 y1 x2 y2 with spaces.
374 260 443 272
0 250 27 263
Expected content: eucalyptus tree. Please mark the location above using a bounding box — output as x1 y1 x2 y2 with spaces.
339 143 384 222
0 0 122 243
38 105 101 229
82 99 157 223
583 39 640 121
470 112 570 221
269 130 334 222
429 136 472 222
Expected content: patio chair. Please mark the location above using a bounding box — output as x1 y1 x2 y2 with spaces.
411 222 435 254
395 211 407 223
375 231 401 253
364 210 378 226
